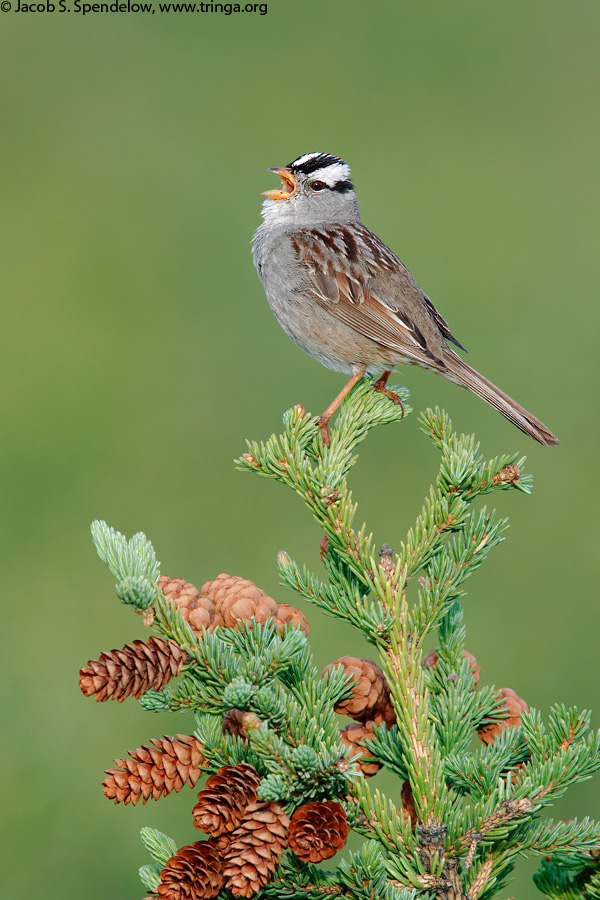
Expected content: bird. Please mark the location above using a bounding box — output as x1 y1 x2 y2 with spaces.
252 152 558 448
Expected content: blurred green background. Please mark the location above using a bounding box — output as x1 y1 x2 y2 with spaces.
1 2 598 897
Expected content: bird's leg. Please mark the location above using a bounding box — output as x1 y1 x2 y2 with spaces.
372 370 405 418
319 367 366 447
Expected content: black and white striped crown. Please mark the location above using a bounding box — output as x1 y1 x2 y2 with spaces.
287 152 347 175
287 152 354 192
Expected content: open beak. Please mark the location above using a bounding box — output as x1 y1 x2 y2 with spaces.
262 167 297 200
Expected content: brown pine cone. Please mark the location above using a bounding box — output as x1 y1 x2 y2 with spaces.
339 721 381 776
202 573 278 631
103 734 206 805
398 780 417 830
221 710 263 740
322 657 388 721
158 575 216 635
193 763 261 836
157 841 223 899
275 603 310 636
223 708 247 740
288 800 349 862
79 637 186 702
218 800 290 898
477 688 529 745
372 697 397 729
422 648 481 687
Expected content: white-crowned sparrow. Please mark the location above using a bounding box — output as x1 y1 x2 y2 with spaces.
252 152 558 447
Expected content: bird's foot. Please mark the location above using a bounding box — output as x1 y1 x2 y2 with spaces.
318 415 332 448
372 370 405 418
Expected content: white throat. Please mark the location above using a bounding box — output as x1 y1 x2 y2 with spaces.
260 197 296 227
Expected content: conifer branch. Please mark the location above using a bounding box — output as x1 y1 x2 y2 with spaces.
79 381 599 900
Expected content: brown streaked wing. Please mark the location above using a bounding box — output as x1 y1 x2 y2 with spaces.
292 227 445 367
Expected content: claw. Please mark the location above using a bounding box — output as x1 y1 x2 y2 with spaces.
372 370 405 418
318 417 331 448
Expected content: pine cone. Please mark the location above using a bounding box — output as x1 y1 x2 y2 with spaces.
340 721 381 776
275 603 310 636
477 688 529 745
157 841 223 899
288 800 349 862
222 708 247 740
218 800 289 897
193 763 261 836
398 780 417 830
372 697 397 728
158 575 216 635
422 648 481 687
464 651 481 685
322 657 388 721
202 573 278 631
79 637 186 701
103 735 206 805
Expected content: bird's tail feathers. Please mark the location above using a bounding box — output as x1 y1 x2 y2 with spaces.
442 350 559 447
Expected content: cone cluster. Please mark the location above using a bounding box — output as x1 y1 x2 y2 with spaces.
218 800 290 898
103 734 206 805
322 656 396 776
477 687 529 745
158 573 309 638
186 763 289 897
79 637 186 702
152 764 352 897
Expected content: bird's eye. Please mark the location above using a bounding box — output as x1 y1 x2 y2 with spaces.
310 180 327 191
